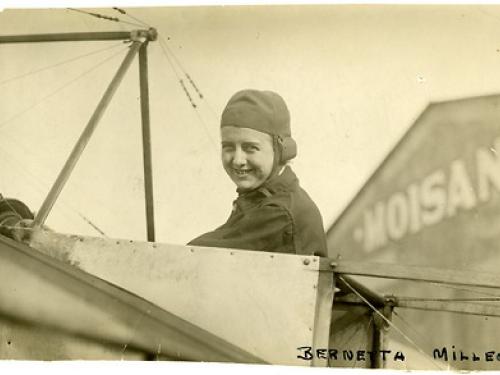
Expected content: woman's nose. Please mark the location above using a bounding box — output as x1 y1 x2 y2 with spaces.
232 148 246 167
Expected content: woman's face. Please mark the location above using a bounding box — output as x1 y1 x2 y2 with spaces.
221 126 275 192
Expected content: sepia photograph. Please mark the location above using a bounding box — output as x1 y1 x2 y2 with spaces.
0 2 500 372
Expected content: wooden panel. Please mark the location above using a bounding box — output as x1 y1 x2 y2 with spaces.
30 230 331 365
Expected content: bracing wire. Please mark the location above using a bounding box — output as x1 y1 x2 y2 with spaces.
0 183 22 221
392 309 439 346
0 46 128 130
0 196 23 219
179 78 197 108
391 308 452 368
77 212 107 236
338 275 447 371
0 131 73 181
3 150 100 233
158 34 195 86
96 8 221 133
155 34 219 154
390 311 451 371
157 36 197 109
0 131 109 236
0 143 107 236
1 8 219 234
185 72 204 100
157 38 188 89
67 8 145 29
0 42 124 87
157 34 220 121
112 7 151 28
158 35 187 76
192 107 219 152
0 41 130 236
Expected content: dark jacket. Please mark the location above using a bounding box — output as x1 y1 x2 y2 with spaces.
188 166 327 257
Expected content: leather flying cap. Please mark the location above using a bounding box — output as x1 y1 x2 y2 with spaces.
221 89 291 138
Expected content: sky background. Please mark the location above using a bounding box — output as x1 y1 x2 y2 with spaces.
2 4 500 244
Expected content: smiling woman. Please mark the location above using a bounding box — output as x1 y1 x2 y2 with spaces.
188 89 327 256
221 126 275 192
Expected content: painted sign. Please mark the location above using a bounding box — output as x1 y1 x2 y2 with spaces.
327 95 500 271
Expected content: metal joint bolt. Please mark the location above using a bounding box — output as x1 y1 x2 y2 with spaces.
147 27 158 41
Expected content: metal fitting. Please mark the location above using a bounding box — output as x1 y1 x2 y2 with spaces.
130 28 158 42
147 27 158 41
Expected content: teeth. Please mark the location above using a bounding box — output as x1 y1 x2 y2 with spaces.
234 169 251 175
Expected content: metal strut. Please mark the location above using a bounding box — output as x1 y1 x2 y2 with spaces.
32 40 144 229
139 42 156 241
0 29 157 44
1 29 159 240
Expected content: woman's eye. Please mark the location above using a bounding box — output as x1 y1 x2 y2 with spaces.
244 145 258 152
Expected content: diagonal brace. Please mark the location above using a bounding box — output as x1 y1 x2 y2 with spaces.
33 40 145 229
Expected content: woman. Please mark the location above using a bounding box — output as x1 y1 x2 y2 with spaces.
189 89 327 257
